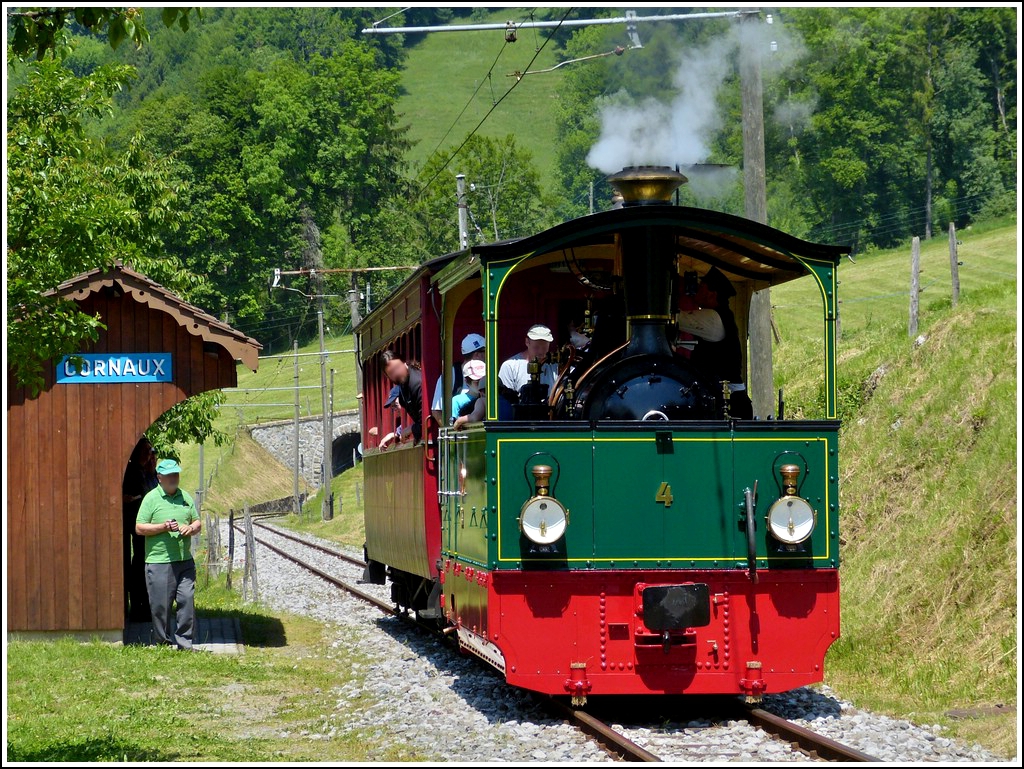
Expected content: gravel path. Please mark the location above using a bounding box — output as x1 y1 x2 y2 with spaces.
230 520 1010 763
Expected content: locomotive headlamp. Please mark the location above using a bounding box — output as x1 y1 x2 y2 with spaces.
767 464 815 544
521 464 568 545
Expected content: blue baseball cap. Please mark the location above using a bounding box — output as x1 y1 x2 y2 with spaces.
384 385 401 407
156 459 182 475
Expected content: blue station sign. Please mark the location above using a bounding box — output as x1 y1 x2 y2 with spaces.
57 353 173 384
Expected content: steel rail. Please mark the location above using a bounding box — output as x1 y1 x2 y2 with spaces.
538 696 662 762
235 524 663 761
743 705 881 762
250 520 366 568
234 524 395 615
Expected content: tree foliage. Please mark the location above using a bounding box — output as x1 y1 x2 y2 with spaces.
552 7 1017 251
415 134 554 255
6 57 189 394
7 6 202 60
6 53 227 451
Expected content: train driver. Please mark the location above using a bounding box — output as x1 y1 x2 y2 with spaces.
381 349 424 443
497 324 558 419
675 267 753 419
430 332 486 425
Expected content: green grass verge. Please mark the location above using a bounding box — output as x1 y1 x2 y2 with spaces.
773 216 1017 757
397 8 564 191
6 576 429 762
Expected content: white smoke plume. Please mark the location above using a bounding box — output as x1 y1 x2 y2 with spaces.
683 164 739 200
587 14 806 189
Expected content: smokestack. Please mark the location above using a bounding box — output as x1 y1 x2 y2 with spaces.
606 166 685 357
606 165 687 206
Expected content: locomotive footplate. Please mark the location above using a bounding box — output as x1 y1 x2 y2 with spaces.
640 583 711 631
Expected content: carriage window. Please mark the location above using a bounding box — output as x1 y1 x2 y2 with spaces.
363 323 421 448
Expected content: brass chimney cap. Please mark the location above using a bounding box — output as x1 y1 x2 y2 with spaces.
606 166 688 205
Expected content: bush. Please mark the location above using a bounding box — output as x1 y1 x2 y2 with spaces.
974 188 1017 223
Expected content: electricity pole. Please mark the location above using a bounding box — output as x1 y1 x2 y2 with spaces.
456 173 469 250
317 289 332 521
348 274 363 436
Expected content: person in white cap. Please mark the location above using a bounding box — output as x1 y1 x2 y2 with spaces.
451 359 486 430
497 324 558 414
430 332 486 425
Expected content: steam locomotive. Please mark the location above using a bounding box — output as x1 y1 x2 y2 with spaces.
356 167 848 701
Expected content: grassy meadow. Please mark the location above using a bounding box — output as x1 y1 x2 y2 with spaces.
396 8 565 190
772 215 1018 756
5 580 425 762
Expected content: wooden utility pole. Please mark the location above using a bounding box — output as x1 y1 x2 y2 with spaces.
909 236 921 337
948 223 960 307
741 14 773 419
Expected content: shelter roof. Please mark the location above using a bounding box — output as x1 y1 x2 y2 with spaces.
47 261 262 371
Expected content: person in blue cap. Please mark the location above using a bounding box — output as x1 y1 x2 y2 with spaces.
135 458 201 650
378 384 403 450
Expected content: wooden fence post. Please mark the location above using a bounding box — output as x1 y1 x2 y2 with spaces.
203 511 213 586
242 503 259 602
909 236 921 338
226 508 234 590
949 222 960 307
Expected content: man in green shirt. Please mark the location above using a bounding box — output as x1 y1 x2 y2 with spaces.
136 458 202 650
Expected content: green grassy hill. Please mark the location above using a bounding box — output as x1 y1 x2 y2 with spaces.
396 8 565 190
772 216 1017 756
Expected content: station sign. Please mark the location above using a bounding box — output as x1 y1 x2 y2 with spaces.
57 353 173 384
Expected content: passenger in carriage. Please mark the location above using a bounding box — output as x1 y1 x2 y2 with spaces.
430 332 486 425
381 349 425 443
497 324 558 419
377 385 403 450
674 267 753 419
451 360 486 430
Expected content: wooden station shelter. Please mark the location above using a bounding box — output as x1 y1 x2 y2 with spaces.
6 262 261 640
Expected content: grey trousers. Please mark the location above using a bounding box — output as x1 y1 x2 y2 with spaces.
145 560 196 649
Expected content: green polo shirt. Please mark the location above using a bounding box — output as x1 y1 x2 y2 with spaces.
136 485 199 564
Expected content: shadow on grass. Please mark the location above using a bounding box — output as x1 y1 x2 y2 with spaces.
202 606 288 648
7 736 182 762
124 607 288 649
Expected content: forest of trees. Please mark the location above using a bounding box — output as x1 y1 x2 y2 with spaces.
6 6 1017 443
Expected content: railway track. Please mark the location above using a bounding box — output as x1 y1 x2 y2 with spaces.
234 520 880 763
742 705 880 762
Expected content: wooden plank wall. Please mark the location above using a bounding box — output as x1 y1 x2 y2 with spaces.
6 288 239 632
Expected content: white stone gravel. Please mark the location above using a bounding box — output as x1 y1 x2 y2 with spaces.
613 718 808 762
760 684 1011 763
231 520 1014 764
